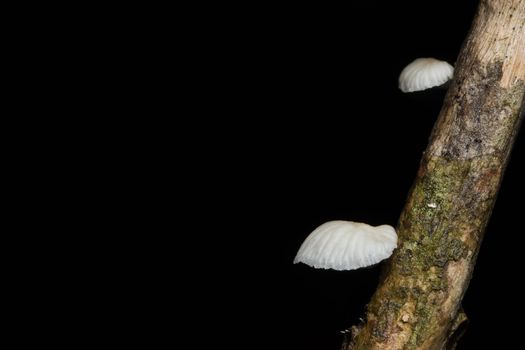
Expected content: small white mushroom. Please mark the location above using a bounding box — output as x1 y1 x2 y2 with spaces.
399 58 454 93
293 221 398 271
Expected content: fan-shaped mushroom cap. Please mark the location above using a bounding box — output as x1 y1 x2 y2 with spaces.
399 58 454 92
294 221 398 271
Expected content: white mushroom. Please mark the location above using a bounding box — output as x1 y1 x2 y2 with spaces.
294 221 398 271
399 58 454 93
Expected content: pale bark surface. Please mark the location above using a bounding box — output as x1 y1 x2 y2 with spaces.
345 1 525 349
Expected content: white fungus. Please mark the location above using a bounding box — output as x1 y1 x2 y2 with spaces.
293 221 398 271
399 58 454 93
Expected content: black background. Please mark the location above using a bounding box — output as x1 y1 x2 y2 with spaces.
200 1 524 349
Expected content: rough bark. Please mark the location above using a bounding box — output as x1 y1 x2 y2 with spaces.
345 1 525 349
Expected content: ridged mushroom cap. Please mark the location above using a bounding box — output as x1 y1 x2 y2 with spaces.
294 221 398 271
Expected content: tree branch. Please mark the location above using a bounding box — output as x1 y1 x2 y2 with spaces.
345 1 525 349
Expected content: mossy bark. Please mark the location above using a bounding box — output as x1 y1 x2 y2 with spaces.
345 1 525 349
